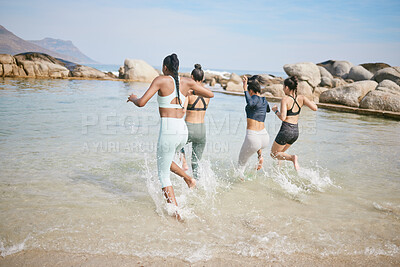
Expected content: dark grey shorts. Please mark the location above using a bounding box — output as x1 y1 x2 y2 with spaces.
274 121 299 145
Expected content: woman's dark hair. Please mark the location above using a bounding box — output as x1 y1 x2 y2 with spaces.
163 53 182 107
284 76 298 96
247 75 266 94
191 64 204 82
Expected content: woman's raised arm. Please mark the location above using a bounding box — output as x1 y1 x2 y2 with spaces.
127 76 162 107
188 79 214 98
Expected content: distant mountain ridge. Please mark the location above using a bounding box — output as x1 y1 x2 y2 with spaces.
29 38 97 64
0 25 97 64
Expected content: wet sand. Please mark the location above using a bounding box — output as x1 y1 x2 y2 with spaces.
1 250 399 267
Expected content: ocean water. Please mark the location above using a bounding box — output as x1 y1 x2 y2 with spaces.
0 77 399 261
86 63 287 78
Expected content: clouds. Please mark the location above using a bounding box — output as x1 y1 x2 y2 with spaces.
0 0 399 71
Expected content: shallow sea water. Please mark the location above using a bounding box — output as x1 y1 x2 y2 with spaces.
0 78 399 261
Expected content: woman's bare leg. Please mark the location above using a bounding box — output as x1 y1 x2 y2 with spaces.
270 142 299 171
162 186 182 221
180 152 189 171
170 161 196 188
256 149 263 170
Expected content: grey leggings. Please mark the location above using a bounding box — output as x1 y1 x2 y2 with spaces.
181 122 206 179
238 128 270 170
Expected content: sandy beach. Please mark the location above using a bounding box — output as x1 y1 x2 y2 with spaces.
1 250 399 267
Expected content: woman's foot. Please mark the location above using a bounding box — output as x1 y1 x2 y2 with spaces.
292 155 300 171
256 156 264 170
184 176 196 189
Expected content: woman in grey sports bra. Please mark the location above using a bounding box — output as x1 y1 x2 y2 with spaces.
270 76 318 171
127 54 214 220
180 64 211 179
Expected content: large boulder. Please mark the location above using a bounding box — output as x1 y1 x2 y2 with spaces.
225 73 243 92
69 65 107 79
319 80 378 107
332 77 347 88
14 52 69 78
0 54 16 64
375 80 400 95
318 60 353 78
360 90 400 112
283 62 321 88
122 59 159 82
372 67 400 86
360 63 391 74
297 81 314 100
318 66 334 87
347 66 373 81
261 84 284 97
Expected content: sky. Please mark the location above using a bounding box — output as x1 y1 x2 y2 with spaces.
0 0 399 72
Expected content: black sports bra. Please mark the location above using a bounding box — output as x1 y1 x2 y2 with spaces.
187 96 208 111
286 95 301 116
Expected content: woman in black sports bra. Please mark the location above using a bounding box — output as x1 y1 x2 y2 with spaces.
180 64 211 179
270 76 318 171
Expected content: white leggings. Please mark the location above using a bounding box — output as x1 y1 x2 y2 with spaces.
157 117 188 188
238 128 270 168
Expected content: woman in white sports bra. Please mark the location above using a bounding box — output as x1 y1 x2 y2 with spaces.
127 54 214 220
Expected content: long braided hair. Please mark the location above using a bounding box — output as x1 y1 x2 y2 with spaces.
163 53 182 108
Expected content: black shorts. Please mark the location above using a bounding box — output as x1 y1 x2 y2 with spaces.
274 121 299 145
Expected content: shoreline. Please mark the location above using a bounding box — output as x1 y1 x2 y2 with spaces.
0 249 399 266
1 76 400 121
211 89 400 121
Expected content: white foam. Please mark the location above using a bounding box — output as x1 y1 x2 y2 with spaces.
0 236 30 257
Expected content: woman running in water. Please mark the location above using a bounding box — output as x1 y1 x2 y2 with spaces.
127 54 214 218
238 75 271 172
180 64 211 179
270 76 318 170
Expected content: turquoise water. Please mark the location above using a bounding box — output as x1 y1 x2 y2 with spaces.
0 77 399 260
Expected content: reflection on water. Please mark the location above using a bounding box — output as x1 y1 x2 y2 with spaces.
0 77 399 260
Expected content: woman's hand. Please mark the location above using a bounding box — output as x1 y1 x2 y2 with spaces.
242 76 248 91
272 105 278 112
127 94 137 103
187 89 195 96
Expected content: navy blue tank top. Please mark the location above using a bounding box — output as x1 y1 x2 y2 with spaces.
244 91 270 122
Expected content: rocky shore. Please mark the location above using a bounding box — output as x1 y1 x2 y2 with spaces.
1 52 399 116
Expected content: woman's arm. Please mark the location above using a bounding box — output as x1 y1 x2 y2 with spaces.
242 76 258 107
188 79 214 98
272 98 288 121
127 76 162 107
302 96 318 111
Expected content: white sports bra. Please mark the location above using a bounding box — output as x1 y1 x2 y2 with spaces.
157 76 185 109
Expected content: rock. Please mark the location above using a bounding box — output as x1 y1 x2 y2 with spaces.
372 67 400 86
209 78 216 87
332 77 347 88
118 66 124 79
225 73 243 92
360 63 391 74
320 77 333 87
283 62 321 88
70 65 106 79
106 72 117 79
360 90 400 112
0 54 16 64
318 65 333 87
261 84 284 97
347 66 373 81
122 59 159 82
0 64 2 76
297 81 314 99
313 87 328 102
376 80 400 95
14 52 69 78
319 80 378 107
318 60 353 78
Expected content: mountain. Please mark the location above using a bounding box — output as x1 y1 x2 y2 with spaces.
0 25 96 64
29 38 97 64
